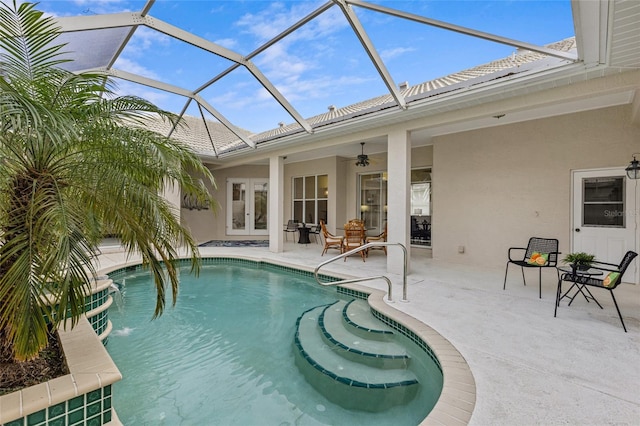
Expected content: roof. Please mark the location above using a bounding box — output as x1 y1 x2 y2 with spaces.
49 1 640 162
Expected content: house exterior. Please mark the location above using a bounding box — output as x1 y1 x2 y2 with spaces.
175 47 640 284
54 1 640 283
181 76 638 283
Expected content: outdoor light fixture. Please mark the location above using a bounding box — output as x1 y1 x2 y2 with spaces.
360 204 369 220
626 153 640 179
355 142 370 167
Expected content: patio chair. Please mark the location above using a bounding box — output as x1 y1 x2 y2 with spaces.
308 224 321 244
555 251 637 332
503 237 560 298
284 220 298 241
365 223 387 256
343 221 366 262
320 220 343 256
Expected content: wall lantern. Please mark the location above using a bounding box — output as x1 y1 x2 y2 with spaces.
625 154 640 179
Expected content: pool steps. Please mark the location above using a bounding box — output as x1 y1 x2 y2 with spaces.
319 301 411 369
294 299 419 411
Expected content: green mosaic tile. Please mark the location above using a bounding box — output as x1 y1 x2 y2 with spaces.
26 409 45 425
4 420 23 426
48 417 65 426
68 395 84 410
48 401 65 418
87 400 101 416
104 395 112 409
103 409 112 423
27 410 46 425
86 414 101 426
68 408 84 425
104 385 112 396
88 389 101 403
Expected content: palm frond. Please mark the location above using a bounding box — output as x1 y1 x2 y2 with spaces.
0 1 70 82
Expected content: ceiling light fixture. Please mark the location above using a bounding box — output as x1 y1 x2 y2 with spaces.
625 153 640 179
355 142 370 167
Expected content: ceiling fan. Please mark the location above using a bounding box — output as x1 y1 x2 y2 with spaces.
355 142 370 167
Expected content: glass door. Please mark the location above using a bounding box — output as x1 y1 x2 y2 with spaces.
358 172 387 235
226 178 269 236
411 168 431 247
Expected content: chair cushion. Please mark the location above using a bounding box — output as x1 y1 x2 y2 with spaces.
527 252 549 266
603 272 620 288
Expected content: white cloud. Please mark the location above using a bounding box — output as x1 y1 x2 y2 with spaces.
110 79 172 108
213 38 238 50
125 27 172 57
70 0 135 15
380 46 416 61
113 57 160 80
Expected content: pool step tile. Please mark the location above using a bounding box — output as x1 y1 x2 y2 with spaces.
319 301 411 369
294 303 419 412
342 299 395 340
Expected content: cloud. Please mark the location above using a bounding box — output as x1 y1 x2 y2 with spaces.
110 79 172 108
69 0 135 15
113 57 160 80
232 3 353 106
125 27 172 57
380 46 417 62
213 38 238 50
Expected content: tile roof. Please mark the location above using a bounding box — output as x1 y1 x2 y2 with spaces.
149 37 577 158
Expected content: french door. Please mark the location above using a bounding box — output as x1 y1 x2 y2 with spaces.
358 172 387 235
226 178 269 236
572 168 638 283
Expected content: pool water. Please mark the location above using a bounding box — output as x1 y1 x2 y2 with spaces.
107 262 439 425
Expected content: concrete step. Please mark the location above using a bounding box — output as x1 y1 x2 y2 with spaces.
342 298 395 340
294 304 419 412
319 300 410 369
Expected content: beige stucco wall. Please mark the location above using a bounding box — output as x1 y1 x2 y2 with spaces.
432 104 639 268
181 164 269 243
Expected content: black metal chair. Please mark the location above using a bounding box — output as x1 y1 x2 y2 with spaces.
503 237 560 298
284 220 298 241
308 224 321 244
555 251 637 332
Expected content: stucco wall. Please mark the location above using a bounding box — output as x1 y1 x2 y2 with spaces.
181 164 269 243
432 104 639 268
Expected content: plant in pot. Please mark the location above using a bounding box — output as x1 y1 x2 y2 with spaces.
562 252 596 271
0 0 215 396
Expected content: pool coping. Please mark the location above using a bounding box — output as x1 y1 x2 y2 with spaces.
100 254 476 425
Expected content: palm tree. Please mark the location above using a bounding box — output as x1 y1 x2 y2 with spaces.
0 1 216 362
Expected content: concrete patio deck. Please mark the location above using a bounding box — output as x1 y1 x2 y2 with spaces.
95 242 640 425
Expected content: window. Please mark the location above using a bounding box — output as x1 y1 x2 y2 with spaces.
582 177 625 227
293 174 328 224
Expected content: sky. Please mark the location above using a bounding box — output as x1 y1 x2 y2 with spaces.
26 0 575 133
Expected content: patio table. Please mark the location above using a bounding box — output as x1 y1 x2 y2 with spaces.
554 265 603 317
298 224 311 244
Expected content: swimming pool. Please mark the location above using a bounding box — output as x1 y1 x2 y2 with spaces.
106 259 442 425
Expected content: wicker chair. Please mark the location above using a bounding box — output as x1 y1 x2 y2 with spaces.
319 220 343 256
503 237 560 298
342 221 366 262
555 251 637 331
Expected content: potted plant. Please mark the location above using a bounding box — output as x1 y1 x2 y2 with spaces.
562 252 596 271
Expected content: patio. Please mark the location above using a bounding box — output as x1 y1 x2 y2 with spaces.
96 242 640 425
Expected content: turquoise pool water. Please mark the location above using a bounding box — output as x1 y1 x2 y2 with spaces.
107 261 440 425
